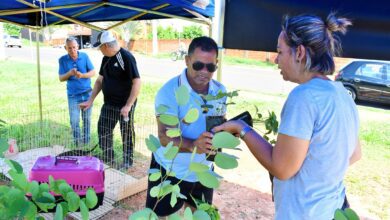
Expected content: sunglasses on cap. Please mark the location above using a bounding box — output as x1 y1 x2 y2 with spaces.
192 61 217 72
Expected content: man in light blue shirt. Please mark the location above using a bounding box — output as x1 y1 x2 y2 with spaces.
145 36 227 217
58 37 95 146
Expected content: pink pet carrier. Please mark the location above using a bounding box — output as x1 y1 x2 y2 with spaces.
29 155 105 211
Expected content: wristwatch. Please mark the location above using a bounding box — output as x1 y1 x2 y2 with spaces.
239 126 252 139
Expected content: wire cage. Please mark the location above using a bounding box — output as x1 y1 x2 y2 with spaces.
0 104 156 219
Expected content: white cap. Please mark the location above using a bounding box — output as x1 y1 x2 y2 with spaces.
93 31 116 48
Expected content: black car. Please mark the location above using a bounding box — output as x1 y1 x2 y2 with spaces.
335 60 390 105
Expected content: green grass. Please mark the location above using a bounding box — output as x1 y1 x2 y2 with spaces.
344 121 390 218
21 39 51 47
222 55 277 68
146 52 277 68
0 60 389 219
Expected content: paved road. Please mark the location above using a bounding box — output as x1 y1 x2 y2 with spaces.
4 46 296 95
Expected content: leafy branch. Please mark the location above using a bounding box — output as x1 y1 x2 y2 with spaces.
135 86 240 219
253 106 279 145
0 133 98 220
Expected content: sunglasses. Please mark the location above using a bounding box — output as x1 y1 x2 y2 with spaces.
192 61 217 72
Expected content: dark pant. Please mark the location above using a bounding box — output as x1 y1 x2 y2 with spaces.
145 155 214 217
97 103 136 164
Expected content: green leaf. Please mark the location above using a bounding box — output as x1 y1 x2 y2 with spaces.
129 208 158 220
66 191 80 212
166 128 181 138
35 201 55 213
39 182 50 193
170 192 177 208
146 135 160 152
196 171 220 189
149 135 161 147
212 132 240 149
183 108 199 124
150 180 173 198
215 152 238 169
149 186 160 198
24 201 37 220
29 181 39 199
58 202 69 218
41 192 55 203
334 209 348 220
156 104 170 114
54 203 63 220
86 188 98 209
164 145 179 160
149 171 161 182
344 208 359 220
193 210 211 220
58 182 73 196
9 170 28 191
168 213 182 220
198 203 211 211
49 176 55 191
172 184 180 193
159 114 179 126
7 188 27 216
5 159 23 173
80 199 89 220
189 162 210 172
184 207 193 220
176 85 190 106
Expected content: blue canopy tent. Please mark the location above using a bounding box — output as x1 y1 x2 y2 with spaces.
0 0 216 120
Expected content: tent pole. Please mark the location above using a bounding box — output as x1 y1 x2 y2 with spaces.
213 0 226 83
36 29 43 123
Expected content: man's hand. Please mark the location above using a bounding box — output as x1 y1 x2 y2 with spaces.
69 68 77 76
120 105 132 120
75 71 84 79
79 100 92 111
193 131 214 154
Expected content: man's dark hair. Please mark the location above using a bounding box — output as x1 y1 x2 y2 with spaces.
188 36 218 57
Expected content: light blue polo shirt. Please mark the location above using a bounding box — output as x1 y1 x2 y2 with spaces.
275 78 359 220
154 69 227 182
58 51 94 96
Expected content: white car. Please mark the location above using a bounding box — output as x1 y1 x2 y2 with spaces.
4 35 22 48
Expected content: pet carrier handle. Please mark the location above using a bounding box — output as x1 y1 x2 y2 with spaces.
55 156 79 165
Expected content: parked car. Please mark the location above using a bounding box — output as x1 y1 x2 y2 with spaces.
335 60 390 105
3 35 22 48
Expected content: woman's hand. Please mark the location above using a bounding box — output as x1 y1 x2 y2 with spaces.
193 131 214 154
212 120 248 136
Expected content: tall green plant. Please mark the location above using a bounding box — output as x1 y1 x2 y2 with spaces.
131 85 240 219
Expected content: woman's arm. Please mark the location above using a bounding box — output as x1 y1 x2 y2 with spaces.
349 140 362 165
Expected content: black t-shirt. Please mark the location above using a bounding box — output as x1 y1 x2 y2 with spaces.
99 48 140 106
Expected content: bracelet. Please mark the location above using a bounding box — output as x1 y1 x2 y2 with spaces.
239 126 253 139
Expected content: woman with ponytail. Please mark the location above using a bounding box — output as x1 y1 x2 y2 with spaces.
214 13 361 219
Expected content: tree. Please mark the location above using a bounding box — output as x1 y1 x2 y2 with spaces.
4 23 22 36
112 21 142 42
182 25 203 39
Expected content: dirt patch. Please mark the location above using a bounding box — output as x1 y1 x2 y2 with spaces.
102 180 275 219
102 152 275 219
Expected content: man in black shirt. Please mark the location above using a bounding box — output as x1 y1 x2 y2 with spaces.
80 31 141 169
